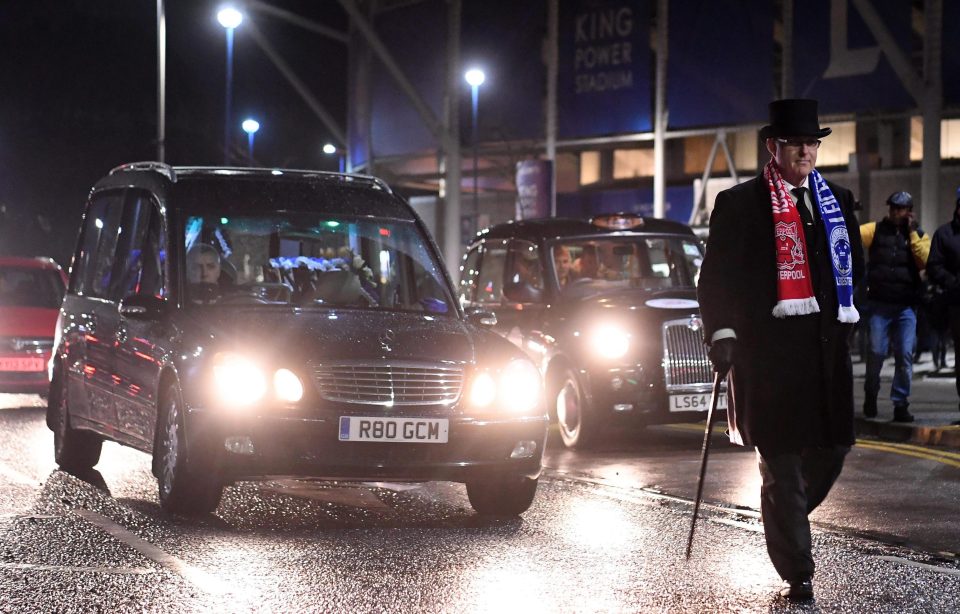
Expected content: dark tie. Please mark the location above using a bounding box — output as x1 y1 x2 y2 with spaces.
792 187 813 227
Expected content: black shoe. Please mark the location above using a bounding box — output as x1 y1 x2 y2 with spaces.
779 580 814 601
893 403 914 423
863 397 877 418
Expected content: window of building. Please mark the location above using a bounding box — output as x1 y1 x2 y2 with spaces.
580 151 601 185
683 129 757 176
816 121 855 167
613 148 654 179
910 117 960 161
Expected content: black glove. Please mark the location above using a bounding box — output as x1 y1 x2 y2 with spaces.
708 338 736 378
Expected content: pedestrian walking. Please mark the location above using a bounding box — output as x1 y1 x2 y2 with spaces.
698 99 864 602
859 191 930 422
924 186 960 425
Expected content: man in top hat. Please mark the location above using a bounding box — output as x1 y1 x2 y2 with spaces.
924 186 960 425
859 191 930 422
698 99 864 602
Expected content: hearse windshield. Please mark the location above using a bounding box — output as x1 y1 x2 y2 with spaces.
549 235 703 298
181 212 454 315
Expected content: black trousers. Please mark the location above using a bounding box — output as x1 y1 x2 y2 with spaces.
948 306 960 403
757 445 849 582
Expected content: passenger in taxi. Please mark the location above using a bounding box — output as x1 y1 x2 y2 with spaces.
553 245 573 286
187 243 222 284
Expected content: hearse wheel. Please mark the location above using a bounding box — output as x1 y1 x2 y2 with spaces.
157 384 223 515
466 474 539 516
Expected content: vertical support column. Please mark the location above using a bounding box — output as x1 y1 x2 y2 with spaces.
157 0 166 162
441 0 463 278
781 0 793 99
546 0 559 217
653 0 668 219
921 0 942 227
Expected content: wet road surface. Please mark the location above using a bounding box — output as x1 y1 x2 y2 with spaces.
1 394 959 612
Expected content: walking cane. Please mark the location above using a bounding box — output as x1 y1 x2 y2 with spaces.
685 371 725 559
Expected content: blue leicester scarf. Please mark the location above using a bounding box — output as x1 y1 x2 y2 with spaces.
810 169 859 323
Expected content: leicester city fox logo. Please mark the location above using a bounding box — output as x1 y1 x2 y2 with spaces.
830 226 852 276
775 221 805 270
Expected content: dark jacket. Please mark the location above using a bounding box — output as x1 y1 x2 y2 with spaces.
861 218 925 305
927 216 960 304
698 174 864 454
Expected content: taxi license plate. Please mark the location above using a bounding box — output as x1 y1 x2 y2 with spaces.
338 416 449 443
0 356 45 372
669 392 727 412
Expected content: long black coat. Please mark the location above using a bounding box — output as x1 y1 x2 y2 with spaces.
697 174 864 454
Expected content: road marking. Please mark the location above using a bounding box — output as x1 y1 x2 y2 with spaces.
855 441 960 468
0 462 41 486
73 510 230 594
0 562 154 575
875 555 960 576
856 440 960 462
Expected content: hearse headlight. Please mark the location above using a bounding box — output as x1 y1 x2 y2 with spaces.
213 352 266 407
500 358 542 413
468 371 497 408
467 359 542 413
273 368 304 403
591 324 630 359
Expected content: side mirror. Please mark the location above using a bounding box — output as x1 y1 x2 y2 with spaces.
503 280 544 304
465 308 497 327
119 295 166 320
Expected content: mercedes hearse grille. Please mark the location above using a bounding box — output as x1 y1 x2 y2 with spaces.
313 361 464 405
662 318 713 391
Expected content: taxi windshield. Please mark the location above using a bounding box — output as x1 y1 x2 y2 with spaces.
181 214 454 315
550 236 703 298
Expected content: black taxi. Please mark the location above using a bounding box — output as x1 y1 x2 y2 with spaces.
458 214 723 448
49 162 547 516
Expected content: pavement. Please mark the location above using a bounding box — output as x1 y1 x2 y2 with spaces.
852 348 960 449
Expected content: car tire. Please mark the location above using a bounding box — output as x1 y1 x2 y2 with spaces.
554 367 599 449
466 474 538 516
157 384 223 516
52 372 102 471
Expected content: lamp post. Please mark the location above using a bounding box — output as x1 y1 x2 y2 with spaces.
242 118 260 161
464 68 485 212
323 143 345 173
217 6 243 165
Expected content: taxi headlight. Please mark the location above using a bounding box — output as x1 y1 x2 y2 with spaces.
499 358 542 413
273 368 304 403
592 325 630 359
213 353 266 407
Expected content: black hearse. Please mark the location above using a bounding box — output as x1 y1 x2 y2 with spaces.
459 214 722 448
50 163 547 515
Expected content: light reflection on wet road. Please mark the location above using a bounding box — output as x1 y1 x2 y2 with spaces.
1 393 959 612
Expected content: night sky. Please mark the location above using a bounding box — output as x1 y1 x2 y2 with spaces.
0 1 349 266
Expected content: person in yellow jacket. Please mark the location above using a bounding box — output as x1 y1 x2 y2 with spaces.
859 191 931 422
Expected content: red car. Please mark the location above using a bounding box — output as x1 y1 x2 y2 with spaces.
0 257 67 397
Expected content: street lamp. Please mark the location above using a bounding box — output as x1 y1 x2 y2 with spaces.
217 6 243 165
242 118 260 161
464 68 486 212
323 143 345 173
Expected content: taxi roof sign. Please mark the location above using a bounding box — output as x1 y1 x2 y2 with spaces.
590 213 645 230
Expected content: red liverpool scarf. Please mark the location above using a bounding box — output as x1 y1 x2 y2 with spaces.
764 160 820 317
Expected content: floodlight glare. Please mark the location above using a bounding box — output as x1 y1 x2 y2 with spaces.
217 7 243 29
241 118 260 134
322 143 337 155
464 68 486 87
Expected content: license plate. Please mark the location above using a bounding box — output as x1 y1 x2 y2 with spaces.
0 356 45 372
338 416 449 443
669 392 727 412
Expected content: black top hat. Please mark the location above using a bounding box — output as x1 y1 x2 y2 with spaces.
759 99 832 140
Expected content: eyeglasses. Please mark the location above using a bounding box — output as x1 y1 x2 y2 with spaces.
776 138 822 149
